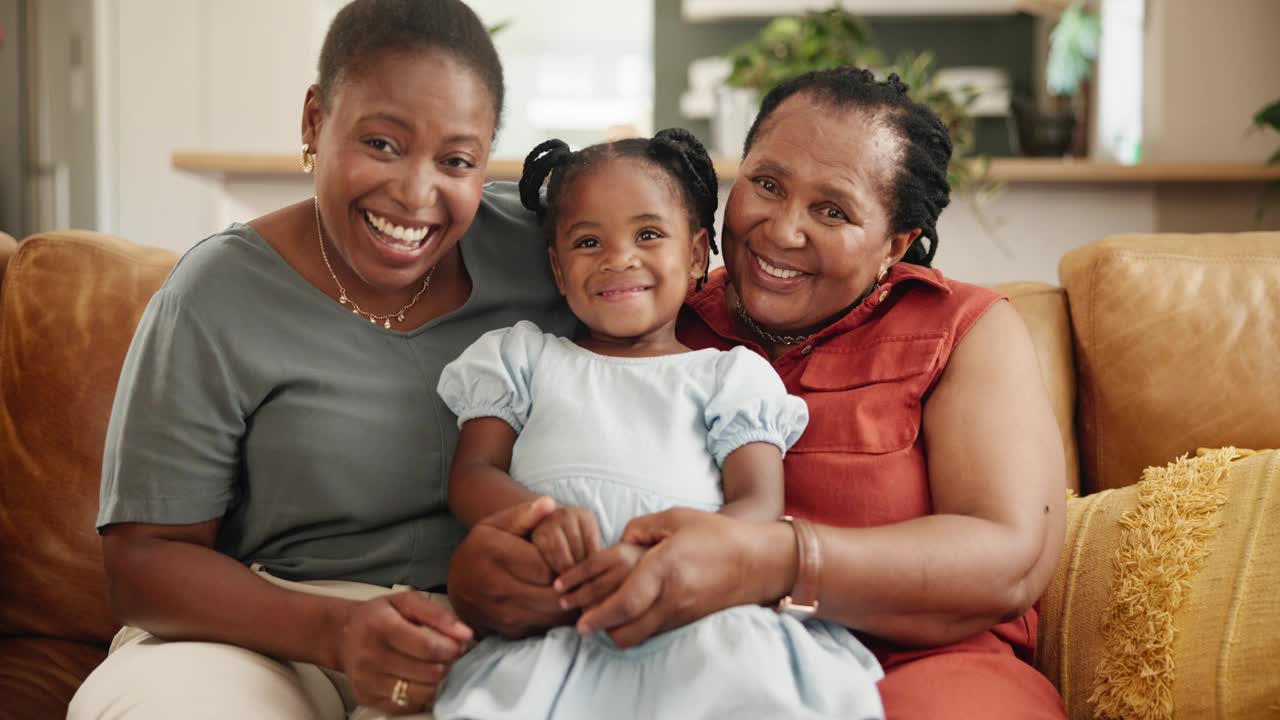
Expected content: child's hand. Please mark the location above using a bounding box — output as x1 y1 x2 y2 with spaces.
530 506 604 575
553 543 647 615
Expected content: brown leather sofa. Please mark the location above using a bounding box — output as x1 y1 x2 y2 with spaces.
1 229 1277 719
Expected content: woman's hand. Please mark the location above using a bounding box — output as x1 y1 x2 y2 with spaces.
554 543 646 613
575 508 793 648
530 506 604 575
447 497 578 639
337 592 472 715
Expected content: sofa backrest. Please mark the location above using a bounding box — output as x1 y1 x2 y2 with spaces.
5 227 1271 641
995 282 1080 493
0 228 1092 643
0 232 176 644
1060 232 1280 493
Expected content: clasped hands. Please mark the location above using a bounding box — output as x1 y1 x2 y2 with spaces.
529 504 646 632
447 496 759 649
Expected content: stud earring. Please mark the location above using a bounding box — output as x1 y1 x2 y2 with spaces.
300 144 316 174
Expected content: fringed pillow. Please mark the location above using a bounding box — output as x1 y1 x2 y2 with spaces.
1035 448 1280 720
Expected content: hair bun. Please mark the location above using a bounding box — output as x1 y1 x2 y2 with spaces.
653 127 700 151
649 128 718 197
519 139 572 215
646 128 720 264
884 72 911 96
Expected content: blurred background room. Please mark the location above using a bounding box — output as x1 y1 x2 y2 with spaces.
1 0 1278 284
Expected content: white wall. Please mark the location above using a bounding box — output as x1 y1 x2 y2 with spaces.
96 0 1279 269
465 0 654 158
936 185 1157 284
1142 0 1280 164
1142 0 1280 234
98 0 314 251
95 0 652 253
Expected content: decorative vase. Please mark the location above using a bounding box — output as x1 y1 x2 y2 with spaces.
1009 98 1077 157
712 86 758 159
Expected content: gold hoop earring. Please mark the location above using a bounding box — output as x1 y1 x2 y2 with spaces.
300 144 316 174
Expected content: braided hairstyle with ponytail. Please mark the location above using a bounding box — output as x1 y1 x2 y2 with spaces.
744 67 952 267
518 129 721 289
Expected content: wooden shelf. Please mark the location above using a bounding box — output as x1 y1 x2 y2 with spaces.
680 0 1070 21
172 152 528 181
980 159 1280 183
173 152 1280 185
720 157 1280 184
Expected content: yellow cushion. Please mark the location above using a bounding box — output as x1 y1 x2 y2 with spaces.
1036 449 1280 719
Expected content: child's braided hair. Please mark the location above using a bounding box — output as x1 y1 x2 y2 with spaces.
518 129 720 289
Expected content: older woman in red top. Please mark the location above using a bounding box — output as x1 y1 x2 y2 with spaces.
450 67 1067 718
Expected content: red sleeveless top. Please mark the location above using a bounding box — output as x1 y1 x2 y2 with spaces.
678 262 1037 666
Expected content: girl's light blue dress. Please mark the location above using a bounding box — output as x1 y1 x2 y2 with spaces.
434 321 884 720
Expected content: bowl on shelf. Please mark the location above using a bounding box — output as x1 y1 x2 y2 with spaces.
1009 97 1076 157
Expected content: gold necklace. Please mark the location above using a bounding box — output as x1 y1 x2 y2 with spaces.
733 281 881 347
314 197 434 329
733 300 815 346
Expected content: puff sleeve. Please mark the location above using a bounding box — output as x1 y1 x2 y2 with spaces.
704 347 809 466
437 320 549 433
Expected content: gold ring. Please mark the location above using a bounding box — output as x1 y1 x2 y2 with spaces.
391 678 410 707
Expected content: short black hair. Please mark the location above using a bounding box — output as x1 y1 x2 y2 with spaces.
518 129 720 288
317 0 504 130
744 67 951 267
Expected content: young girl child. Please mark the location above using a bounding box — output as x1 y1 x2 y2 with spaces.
433 129 884 720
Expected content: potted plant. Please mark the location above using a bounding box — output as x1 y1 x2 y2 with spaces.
1010 1 1100 157
726 10 884 94
723 6 990 197
1253 98 1280 222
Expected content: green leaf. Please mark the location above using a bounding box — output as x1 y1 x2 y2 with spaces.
1047 2 1101 96
861 48 887 69
1254 100 1280 131
715 1 998 200
761 17 803 45
800 36 824 59
910 51 934 83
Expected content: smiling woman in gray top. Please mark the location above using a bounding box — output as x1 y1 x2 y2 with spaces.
70 1 572 718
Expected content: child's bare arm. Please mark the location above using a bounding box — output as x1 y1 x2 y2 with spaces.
450 418 603 572
718 442 785 521
448 417 541 528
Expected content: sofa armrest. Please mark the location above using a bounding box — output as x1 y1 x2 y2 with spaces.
0 231 176 646
0 232 16 294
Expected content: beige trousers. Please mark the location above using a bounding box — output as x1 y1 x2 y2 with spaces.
68 565 440 720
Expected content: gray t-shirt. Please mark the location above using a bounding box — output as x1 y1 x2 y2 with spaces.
97 182 576 589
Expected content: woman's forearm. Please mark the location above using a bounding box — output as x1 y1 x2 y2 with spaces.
749 514 1043 647
104 531 354 669
718 496 780 521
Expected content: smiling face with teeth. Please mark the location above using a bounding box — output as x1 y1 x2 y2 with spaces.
722 94 921 338
548 158 708 354
301 49 495 307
